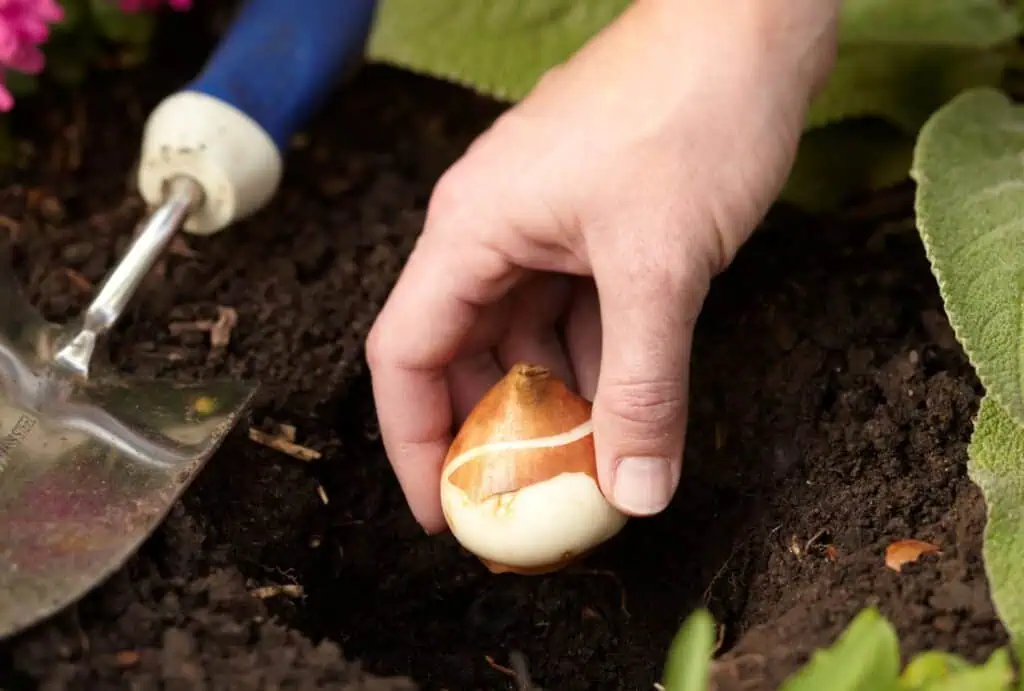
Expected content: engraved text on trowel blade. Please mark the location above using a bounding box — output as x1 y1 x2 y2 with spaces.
0 414 36 474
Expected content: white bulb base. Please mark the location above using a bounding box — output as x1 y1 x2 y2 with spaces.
441 472 629 572
137 91 283 236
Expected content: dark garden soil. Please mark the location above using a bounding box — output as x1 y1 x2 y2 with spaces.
0 10 1007 691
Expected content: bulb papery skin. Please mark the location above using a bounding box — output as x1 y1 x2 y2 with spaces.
439 363 629 574
441 468 629 573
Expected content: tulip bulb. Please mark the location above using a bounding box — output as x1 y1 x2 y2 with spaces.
440 363 629 574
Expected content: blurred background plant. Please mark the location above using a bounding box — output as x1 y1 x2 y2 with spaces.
0 0 192 163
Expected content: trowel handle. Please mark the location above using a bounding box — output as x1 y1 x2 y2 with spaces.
136 0 377 236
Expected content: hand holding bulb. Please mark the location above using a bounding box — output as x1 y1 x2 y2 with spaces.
368 0 841 566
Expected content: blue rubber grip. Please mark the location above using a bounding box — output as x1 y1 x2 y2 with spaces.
187 0 377 151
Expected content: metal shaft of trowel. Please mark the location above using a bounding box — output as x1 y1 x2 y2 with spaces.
53 177 203 379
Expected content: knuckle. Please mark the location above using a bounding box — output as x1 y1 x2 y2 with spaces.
427 168 471 221
364 320 394 372
600 378 685 431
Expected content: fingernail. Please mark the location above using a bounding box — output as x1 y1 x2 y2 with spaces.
612 457 673 515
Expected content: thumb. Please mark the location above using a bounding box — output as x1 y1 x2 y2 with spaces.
591 258 707 517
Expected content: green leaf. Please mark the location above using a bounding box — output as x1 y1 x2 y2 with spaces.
778 608 900 691
807 44 1011 133
837 0 1020 47
781 118 914 212
660 609 716 691
367 0 629 102
908 648 1014 690
808 0 1019 132
967 397 1024 644
911 87 1024 426
367 0 1018 134
88 0 155 45
899 651 974 689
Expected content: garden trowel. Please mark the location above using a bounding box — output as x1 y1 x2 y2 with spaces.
0 0 378 640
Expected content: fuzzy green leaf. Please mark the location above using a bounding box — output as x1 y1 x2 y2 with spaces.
837 0 1020 47
781 118 914 211
367 0 629 102
806 0 1018 131
660 609 716 691
912 87 1024 426
807 45 1010 133
778 608 900 691
968 397 1024 644
367 0 1018 136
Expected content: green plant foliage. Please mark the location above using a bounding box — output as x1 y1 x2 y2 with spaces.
777 608 901 691
366 0 630 102
366 0 1019 213
898 651 973 687
806 45 1010 134
365 0 1019 114
913 89 1024 646
786 0 1018 209
660 609 715 691
912 88 1024 426
780 118 914 211
967 398 1024 645
838 0 1020 46
661 608 1019 690
811 0 1019 131
40 0 158 88
898 648 1014 690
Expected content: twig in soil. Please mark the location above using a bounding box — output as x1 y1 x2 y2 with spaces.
167 305 237 352
168 235 200 258
316 483 329 505
209 305 238 349
787 535 803 559
62 268 92 292
250 583 304 599
247 425 323 462
713 623 727 655
702 537 749 606
485 652 543 691
804 528 828 554
715 422 726 450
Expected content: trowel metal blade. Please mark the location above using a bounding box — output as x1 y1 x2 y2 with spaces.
0 328 257 640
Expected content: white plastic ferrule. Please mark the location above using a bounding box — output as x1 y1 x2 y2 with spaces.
136 91 283 236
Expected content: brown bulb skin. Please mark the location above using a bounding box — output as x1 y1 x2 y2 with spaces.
444 364 595 504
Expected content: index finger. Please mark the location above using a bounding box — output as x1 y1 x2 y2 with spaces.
366 229 520 533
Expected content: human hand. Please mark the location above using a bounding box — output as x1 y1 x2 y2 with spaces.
367 0 840 534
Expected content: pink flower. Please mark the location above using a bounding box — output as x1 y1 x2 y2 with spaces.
0 0 64 111
118 0 192 11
